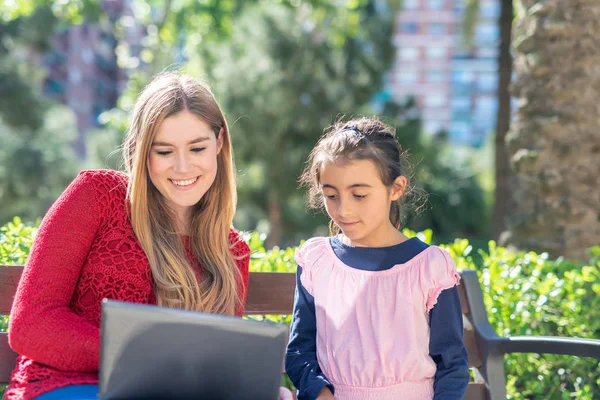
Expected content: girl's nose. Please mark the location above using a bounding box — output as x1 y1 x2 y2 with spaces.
337 199 352 218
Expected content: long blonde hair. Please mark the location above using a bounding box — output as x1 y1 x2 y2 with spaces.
122 72 242 315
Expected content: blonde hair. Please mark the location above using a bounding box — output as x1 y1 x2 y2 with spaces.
122 72 243 315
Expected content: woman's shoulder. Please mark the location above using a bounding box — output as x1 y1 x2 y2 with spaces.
71 170 128 217
76 169 128 187
72 169 127 196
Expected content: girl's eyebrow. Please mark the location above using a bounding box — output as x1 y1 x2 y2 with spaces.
322 183 372 190
152 136 210 147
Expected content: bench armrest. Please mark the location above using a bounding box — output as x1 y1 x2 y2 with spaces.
498 336 600 359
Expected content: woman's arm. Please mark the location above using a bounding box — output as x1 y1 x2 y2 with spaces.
8 171 105 372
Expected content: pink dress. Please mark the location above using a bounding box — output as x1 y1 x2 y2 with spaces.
295 237 461 400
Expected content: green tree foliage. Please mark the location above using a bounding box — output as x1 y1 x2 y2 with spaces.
0 107 79 225
379 100 489 243
187 1 398 247
0 6 58 130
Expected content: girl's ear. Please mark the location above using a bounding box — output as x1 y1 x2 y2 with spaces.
390 176 407 201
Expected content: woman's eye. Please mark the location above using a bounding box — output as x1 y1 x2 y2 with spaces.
156 151 172 156
325 194 337 200
191 147 206 153
354 194 366 199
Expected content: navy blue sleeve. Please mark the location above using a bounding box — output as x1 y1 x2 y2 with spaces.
285 266 334 400
429 286 470 400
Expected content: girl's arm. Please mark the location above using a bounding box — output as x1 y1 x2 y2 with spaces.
285 266 335 400
8 171 105 372
429 286 470 399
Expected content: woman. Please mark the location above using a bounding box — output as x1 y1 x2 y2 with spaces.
7 72 293 400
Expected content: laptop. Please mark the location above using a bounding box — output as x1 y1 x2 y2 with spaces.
99 299 289 400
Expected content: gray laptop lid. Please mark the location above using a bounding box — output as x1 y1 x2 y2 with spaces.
99 300 288 400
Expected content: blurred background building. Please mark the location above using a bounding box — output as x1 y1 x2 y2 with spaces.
389 0 500 147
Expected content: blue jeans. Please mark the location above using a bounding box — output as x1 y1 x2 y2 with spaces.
34 384 99 399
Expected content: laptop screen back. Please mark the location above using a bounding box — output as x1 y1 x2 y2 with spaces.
99 300 288 400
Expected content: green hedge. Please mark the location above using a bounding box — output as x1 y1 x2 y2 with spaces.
1 218 599 399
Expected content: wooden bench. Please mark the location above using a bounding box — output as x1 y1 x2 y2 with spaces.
1 266 599 399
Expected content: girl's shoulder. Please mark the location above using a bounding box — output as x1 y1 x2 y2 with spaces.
417 246 461 311
295 236 331 268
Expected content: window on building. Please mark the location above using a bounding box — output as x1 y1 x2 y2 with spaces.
452 70 474 85
454 45 472 59
428 23 446 35
451 97 472 112
400 22 419 34
424 93 446 108
399 47 420 61
475 23 499 46
474 95 497 118
426 70 446 82
427 0 445 10
481 2 500 19
398 70 420 84
450 123 473 143
475 47 499 59
403 0 420 10
476 73 497 92
426 46 447 59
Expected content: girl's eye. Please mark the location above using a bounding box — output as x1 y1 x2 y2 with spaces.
191 147 206 153
156 150 172 156
325 194 337 200
354 194 367 199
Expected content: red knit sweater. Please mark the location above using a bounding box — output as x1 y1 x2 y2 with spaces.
5 169 250 400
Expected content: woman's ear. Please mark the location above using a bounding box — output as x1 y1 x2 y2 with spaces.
390 176 407 201
217 128 224 154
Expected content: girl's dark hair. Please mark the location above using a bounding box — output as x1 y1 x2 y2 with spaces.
299 116 421 235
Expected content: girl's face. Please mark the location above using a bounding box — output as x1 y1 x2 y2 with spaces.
147 110 223 226
320 159 405 247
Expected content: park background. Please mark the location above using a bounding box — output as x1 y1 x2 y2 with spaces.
0 0 599 398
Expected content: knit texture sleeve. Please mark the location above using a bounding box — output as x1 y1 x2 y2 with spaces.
8 170 107 372
229 228 250 316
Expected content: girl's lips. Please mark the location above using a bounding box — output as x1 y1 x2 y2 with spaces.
339 221 358 226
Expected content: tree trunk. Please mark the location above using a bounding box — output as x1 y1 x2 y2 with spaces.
503 0 600 260
491 0 514 239
266 190 282 249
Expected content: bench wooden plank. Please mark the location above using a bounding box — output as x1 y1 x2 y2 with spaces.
457 280 470 314
0 333 16 383
463 316 483 368
464 382 489 400
246 272 296 315
0 266 21 314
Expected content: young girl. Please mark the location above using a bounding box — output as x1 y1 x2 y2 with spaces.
7 73 292 400
285 117 469 400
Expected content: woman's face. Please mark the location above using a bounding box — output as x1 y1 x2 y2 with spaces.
147 110 223 223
